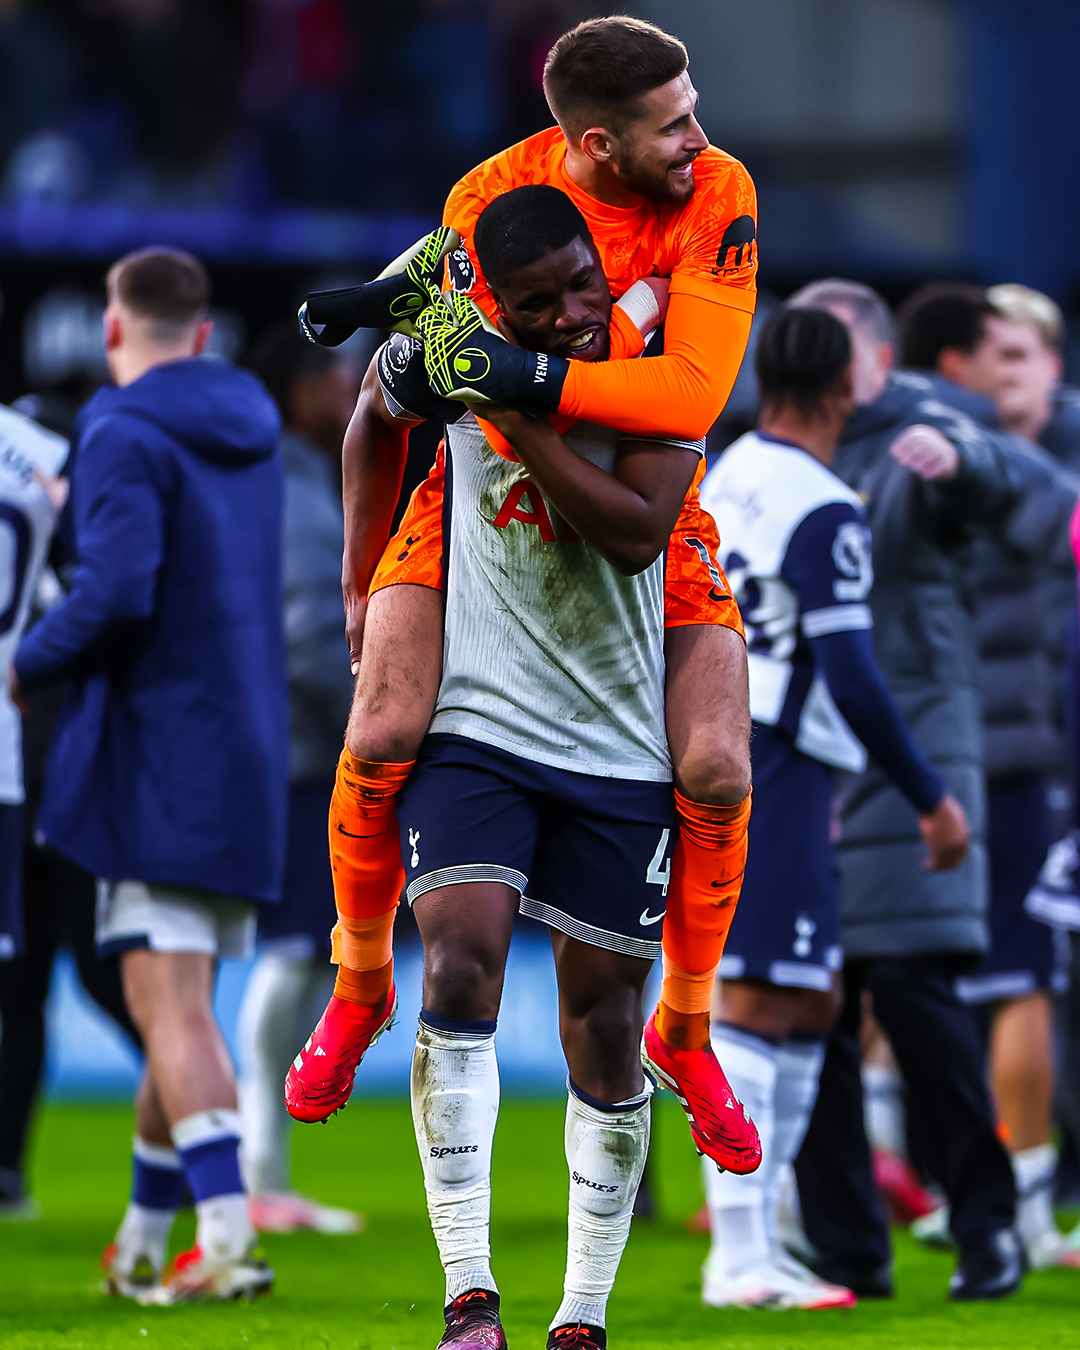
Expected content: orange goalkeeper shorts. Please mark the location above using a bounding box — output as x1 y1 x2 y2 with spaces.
369 449 744 637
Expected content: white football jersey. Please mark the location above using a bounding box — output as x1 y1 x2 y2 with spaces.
0 405 67 803
700 430 873 772
430 415 703 781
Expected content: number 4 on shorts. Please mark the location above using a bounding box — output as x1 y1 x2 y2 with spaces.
647 828 671 897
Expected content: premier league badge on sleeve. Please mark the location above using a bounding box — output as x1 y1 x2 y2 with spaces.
448 240 477 293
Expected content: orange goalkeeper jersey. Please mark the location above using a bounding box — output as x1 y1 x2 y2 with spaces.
442 126 758 440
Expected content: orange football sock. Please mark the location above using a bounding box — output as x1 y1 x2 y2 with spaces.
334 959 394 1006
656 789 752 1049
328 748 414 1007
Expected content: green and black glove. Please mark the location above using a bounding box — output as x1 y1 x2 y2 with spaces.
298 227 457 347
416 291 569 412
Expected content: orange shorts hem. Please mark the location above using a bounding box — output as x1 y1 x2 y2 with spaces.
663 488 744 636
369 445 446 597
369 448 743 637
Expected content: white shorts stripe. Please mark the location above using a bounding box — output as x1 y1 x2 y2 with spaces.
518 897 660 961
767 960 833 991
956 970 1039 1004
406 863 528 906
801 603 873 638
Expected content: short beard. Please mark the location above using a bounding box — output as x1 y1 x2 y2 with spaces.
616 155 696 206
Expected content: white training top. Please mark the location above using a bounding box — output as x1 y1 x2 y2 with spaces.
0 404 67 803
429 414 703 781
700 429 874 772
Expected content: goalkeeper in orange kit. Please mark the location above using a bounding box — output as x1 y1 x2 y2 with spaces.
287 16 758 1171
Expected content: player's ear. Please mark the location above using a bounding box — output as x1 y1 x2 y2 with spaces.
104 309 123 353
494 313 519 346
579 127 615 165
838 364 855 402
193 319 213 356
936 346 968 384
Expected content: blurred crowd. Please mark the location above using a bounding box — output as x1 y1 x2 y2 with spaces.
0 0 575 214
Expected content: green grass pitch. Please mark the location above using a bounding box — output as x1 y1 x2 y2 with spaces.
2 1099 1080 1349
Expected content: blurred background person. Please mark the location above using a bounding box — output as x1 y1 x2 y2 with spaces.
237 323 361 1237
788 278 1021 1302
697 305 967 1311
984 284 1080 469
10 248 288 1302
0 367 81 1219
893 284 1080 1269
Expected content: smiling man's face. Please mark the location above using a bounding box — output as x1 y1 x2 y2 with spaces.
605 71 709 205
490 236 612 363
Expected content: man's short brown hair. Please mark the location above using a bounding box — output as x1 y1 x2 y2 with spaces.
543 17 688 135
107 247 210 329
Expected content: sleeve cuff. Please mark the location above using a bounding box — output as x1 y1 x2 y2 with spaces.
669 273 758 314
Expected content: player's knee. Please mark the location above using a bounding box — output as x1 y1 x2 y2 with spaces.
424 947 502 1021
345 705 423 764
676 747 751 807
577 999 640 1066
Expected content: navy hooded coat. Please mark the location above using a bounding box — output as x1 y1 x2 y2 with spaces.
14 358 289 903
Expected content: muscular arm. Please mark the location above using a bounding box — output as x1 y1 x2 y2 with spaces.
557 285 753 441
483 406 699 575
340 357 416 661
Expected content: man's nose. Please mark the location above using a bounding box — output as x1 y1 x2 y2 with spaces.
685 115 709 153
556 297 591 329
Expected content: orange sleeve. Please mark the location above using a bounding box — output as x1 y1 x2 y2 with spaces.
558 281 754 441
560 153 757 441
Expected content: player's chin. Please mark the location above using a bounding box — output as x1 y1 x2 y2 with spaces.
665 164 696 203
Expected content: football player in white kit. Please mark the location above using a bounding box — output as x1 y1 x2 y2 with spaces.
0 406 68 961
360 186 739 1350
696 305 969 1308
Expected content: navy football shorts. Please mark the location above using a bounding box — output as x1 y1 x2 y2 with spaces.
397 733 677 960
256 779 338 959
0 802 24 960
719 725 842 992
957 777 1066 1003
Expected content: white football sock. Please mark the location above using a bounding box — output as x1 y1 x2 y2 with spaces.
862 1063 906 1156
1013 1143 1059 1255
703 1024 778 1279
411 1019 500 1303
238 951 333 1195
172 1109 255 1263
550 1082 651 1331
114 1201 176 1275
195 1193 255 1264
764 1038 824 1245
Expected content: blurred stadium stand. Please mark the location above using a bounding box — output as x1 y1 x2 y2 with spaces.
0 1 1075 399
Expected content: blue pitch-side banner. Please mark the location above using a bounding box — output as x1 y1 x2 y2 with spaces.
42 932 659 1099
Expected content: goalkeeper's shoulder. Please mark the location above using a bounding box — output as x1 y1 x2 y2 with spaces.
667 148 758 298
442 127 565 231
684 147 758 228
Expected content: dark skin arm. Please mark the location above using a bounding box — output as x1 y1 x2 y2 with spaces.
341 356 419 670
480 406 700 576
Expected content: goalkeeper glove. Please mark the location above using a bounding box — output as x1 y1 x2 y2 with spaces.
298 227 457 347
416 292 569 412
